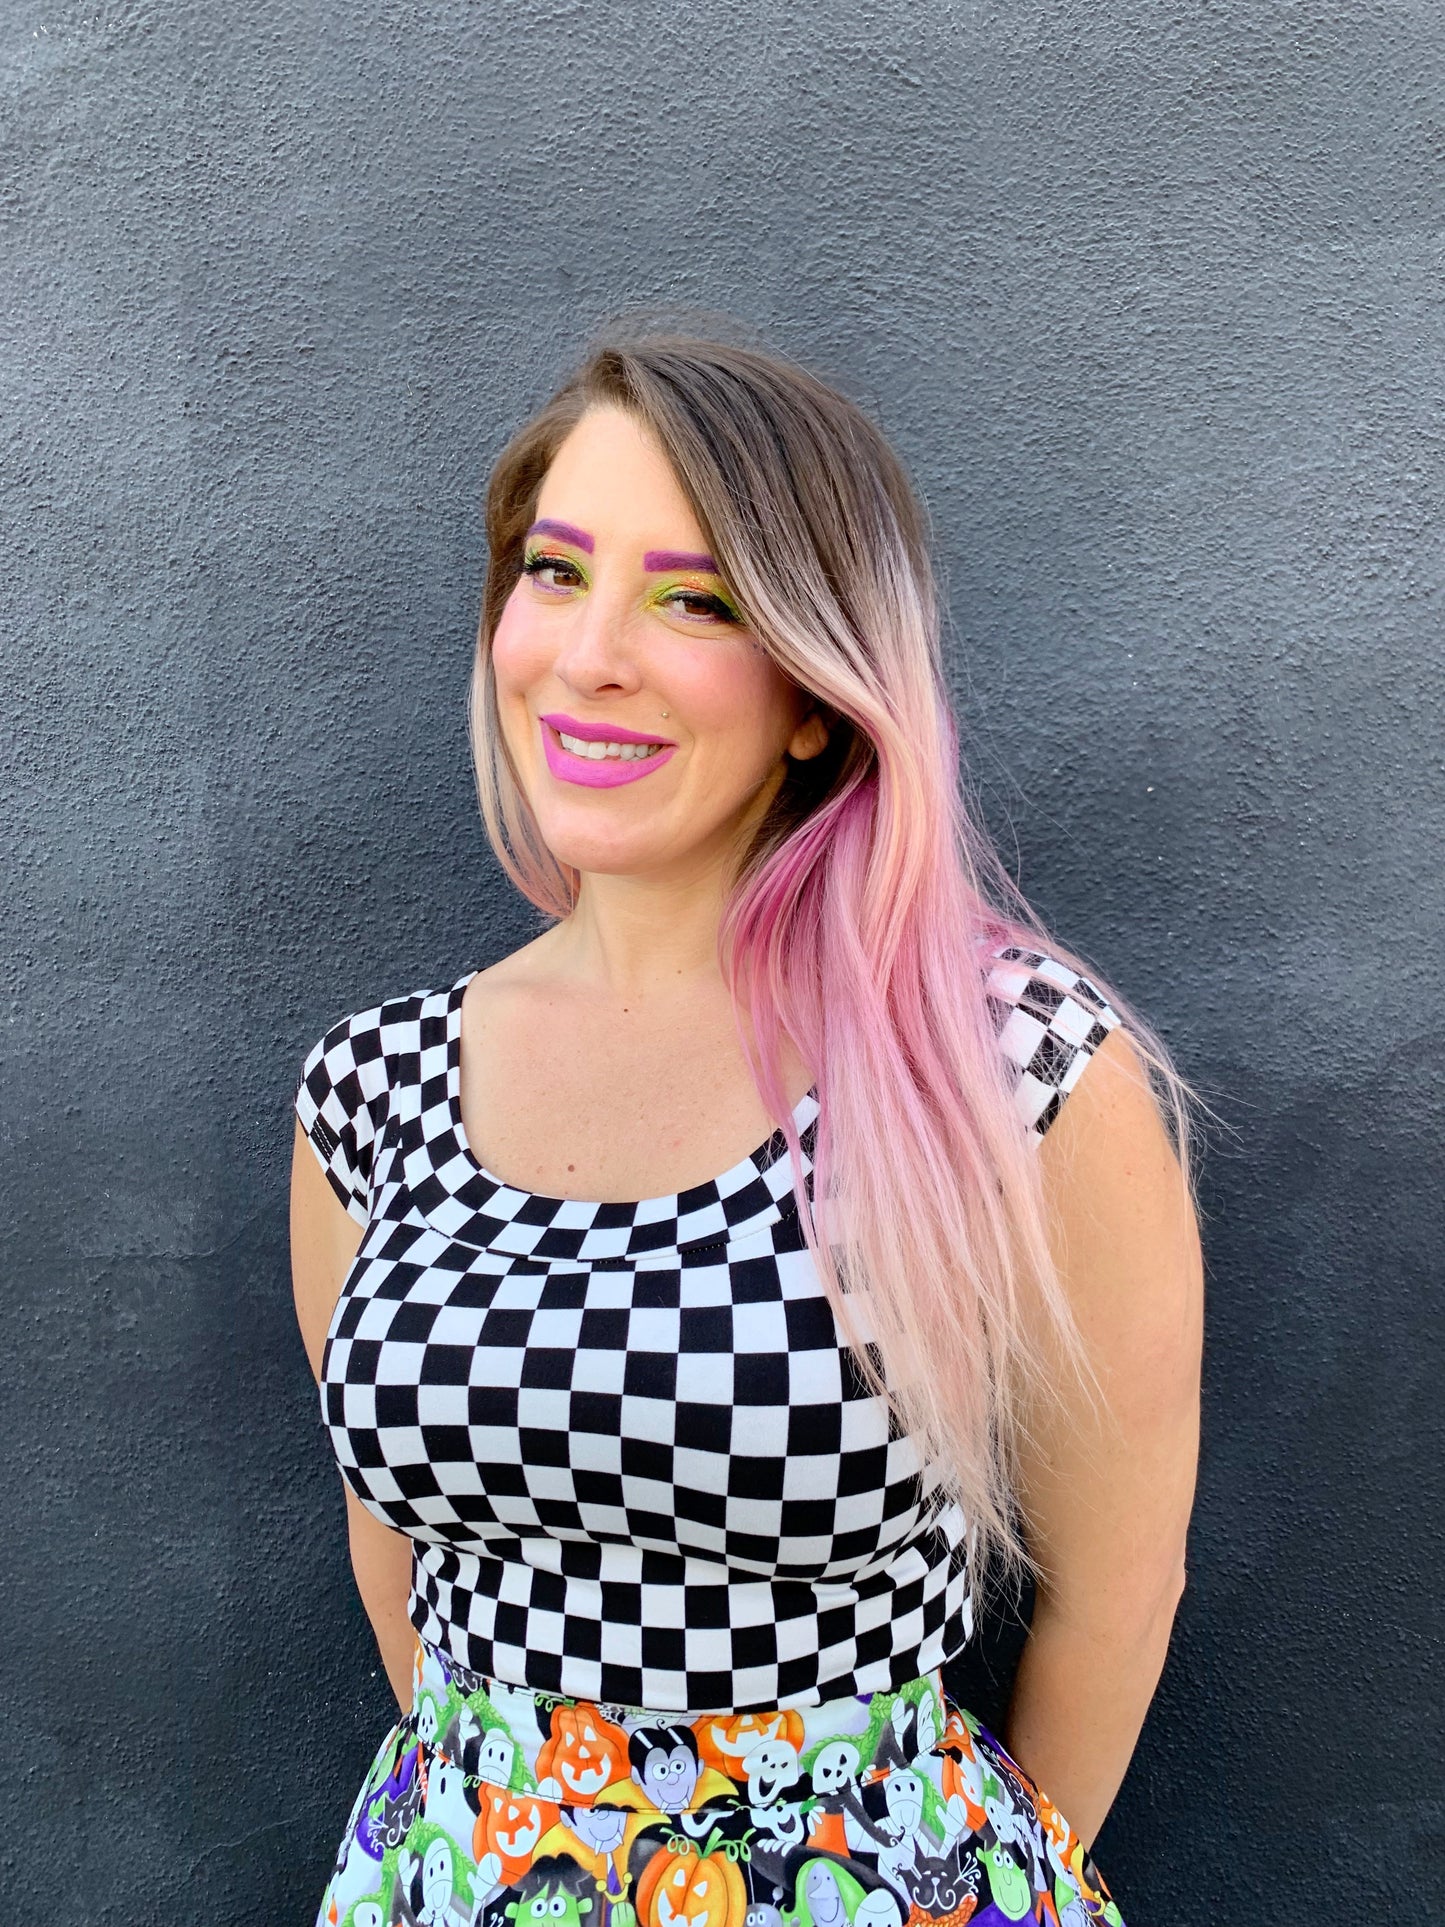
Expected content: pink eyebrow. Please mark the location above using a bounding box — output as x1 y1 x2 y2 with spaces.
644 549 719 573
527 518 594 553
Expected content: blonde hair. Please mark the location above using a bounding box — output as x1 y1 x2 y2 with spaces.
469 329 1200 1597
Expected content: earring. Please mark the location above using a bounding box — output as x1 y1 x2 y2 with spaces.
661 710 669 718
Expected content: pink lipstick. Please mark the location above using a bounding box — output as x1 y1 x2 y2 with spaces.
538 712 678 789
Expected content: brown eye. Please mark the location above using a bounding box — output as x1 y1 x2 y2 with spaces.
663 588 738 624
521 552 584 591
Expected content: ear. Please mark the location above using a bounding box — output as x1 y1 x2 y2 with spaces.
786 707 832 763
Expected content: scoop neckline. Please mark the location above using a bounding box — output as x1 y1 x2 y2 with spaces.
442 971 819 1212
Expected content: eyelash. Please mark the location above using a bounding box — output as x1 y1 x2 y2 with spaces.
520 550 739 625
521 551 585 591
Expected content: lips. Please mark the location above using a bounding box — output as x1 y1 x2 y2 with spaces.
539 711 675 746
540 719 678 790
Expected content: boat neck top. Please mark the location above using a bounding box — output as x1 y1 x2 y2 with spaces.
296 940 1123 1715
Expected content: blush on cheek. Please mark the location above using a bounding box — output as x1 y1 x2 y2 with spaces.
662 639 794 729
489 598 553 698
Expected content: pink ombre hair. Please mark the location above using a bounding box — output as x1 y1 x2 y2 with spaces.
469 332 1199 1594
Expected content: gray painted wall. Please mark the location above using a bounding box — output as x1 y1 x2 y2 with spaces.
7 1 1441 1919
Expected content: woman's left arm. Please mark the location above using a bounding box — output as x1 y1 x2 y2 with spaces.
1003 1024 1205 1850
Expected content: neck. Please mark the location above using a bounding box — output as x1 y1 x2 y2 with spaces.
550 860 734 1003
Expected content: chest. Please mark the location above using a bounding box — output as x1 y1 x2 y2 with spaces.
319 986 940 1576
320 1196 935 1573
455 973 814 1204
322 1243 934 1581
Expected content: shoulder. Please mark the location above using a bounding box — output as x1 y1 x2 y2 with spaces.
297 983 440 1107
293 979 456 1221
979 939 1127 1142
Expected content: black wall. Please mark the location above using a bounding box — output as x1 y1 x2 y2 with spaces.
7 3 1442 1920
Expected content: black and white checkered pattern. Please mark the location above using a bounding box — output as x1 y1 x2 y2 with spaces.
295 940 1120 1716
985 944 1123 1136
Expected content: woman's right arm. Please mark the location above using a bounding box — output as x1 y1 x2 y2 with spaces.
290 1118 418 1715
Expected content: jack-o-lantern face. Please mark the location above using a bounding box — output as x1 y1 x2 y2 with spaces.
640 1845 746 1927
695 1709 805 1781
536 1704 630 1801
474 1788 559 1881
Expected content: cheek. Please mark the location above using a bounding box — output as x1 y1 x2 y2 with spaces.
670 643 798 748
489 596 551 692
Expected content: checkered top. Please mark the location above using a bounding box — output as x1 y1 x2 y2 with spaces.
296 940 1121 1716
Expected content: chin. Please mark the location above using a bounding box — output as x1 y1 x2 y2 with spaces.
538 828 671 876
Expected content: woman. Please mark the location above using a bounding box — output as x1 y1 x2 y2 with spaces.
291 333 1204 1927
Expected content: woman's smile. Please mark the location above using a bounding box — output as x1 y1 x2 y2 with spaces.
488 406 824 873
539 713 679 788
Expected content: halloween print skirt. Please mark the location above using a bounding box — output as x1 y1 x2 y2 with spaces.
317 1634 1124 1927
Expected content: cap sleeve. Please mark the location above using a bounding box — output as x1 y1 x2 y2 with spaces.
983 943 1125 1141
294 1005 391 1225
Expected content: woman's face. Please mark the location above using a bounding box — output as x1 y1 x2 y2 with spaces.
490 405 828 883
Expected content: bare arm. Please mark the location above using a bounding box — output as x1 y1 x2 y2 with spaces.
290 1119 418 1715
1003 1026 1204 1849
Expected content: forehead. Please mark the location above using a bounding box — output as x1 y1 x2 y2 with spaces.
536 407 704 544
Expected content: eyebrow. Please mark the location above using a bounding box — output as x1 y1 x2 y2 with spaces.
526 518 594 552
644 549 719 573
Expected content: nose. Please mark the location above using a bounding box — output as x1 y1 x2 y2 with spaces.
549 578 644 699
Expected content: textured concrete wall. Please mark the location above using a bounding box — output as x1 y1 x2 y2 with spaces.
6 2 1441 1919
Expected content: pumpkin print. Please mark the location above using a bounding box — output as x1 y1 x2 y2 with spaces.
636 1835 747 1927
313 1642 1127 1927
473 1786 560 1883
694 1709 806 1784
536 1703 632 1803
633 1839 692 1925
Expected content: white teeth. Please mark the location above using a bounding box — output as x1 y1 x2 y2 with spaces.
557 732 662 761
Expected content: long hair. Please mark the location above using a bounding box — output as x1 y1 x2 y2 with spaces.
468 329 1199 1595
